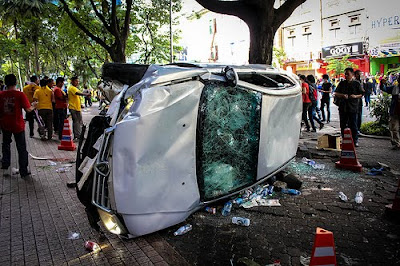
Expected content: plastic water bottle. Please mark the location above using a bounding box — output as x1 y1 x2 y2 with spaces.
233 198 244 205
221 201 232 216
313 163 325 170
281 188 301 195
174 224 192 236
302 157 316 167
338 192 348 201
232 217 250 227
355 192 363 204
205 207 216 214
241 189 252 199
255 186 263 195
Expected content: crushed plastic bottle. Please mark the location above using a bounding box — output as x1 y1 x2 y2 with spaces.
174 224 192 236
255 185 263 195
232 217 250 227
312 163 325 170
221 201 233 216
281 188 301 195
302 157 325 169
241 189 252 199
338 192 348 202
205 207 216 214
302 157 316 167
85 241 100 252
355 192 363 204
233 198 244 205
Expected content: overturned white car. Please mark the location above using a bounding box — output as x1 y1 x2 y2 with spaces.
76 63 302 238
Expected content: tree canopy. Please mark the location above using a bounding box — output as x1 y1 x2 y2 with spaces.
0 0 182 87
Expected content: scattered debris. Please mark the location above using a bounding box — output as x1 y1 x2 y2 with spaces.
265 260 281 266
84 240 100 252
355 192 364 204
205 207 216 214
66 182 77 188
11 168 19 175
56 167 71 173
47 160 57 166
300 256 310 266
281 188 301 195
232 217 250 226
363 237 369 243
338 192 348 202
276 172 302 189
222 201 233 216
174 224 192 236
67 232 80 240
366 167 384 176
387 234 398 240
302 157 325 170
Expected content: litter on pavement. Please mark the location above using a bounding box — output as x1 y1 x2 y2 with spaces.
67 232 80 240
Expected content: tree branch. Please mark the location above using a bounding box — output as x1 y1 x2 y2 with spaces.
59 0 111 52
122 0 133 39
195 0 255 22
274 0 306 28
89 0 113 33
110 0 120 39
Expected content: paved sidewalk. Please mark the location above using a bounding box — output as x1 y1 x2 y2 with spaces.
0 104 188 266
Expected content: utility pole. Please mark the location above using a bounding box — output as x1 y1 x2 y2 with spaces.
169 0 173 63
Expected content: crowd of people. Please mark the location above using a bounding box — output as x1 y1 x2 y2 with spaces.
300 69 400 150
0 74 91 178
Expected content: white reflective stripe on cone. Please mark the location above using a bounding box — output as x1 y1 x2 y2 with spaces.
341 150 355 158
314 246 335 257
342 139 353 144
63 127 69 130
344 134 352 138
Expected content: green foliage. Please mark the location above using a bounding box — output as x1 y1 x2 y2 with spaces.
0 0 182 87
326 55 358 77
369 92 391 126
360 121 390 136
272 47 287 68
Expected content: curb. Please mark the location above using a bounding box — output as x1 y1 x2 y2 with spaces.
359 133 391 140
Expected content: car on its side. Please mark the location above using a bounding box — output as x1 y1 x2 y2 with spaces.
76 63 302 238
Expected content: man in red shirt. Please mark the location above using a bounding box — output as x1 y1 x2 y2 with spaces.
0 74 37 178
53 77 68 140
300 75 312 132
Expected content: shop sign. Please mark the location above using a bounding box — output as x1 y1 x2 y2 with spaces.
322 42 363 58
369 42 400 58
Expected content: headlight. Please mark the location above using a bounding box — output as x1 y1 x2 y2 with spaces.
97 209 127 235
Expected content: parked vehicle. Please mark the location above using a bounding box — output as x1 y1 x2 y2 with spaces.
76 63 302 238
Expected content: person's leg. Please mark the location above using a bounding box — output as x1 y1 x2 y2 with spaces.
389 115 400 147
357 107 362 132
70 110 82 139
38 109 46 138
89 97 92 106
57 109 67 140
53 107 59 134
321 100 326 121
308 104 316 130
14 131 29 176
349 112 359 144
1 130 12 168
326 99 331 122
26 111 34 137
302 103 310 130
85 98 88 107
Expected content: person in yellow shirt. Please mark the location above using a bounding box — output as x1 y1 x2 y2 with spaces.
23 75 40 137
68 77 90 140
33 79 54 140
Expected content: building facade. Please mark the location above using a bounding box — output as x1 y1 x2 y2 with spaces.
278 0 399 77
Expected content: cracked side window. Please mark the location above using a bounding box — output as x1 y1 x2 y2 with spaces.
197 82 262 201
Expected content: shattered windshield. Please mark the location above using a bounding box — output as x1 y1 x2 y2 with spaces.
197 82 262 200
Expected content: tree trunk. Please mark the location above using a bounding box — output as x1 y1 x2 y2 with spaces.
109 41 126 63
33 42 40 75
248 22 275 65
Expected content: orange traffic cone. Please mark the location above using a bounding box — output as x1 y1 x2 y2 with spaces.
310 228 337 266
335 128 362 172
58 119 76 151
385 178 400 214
